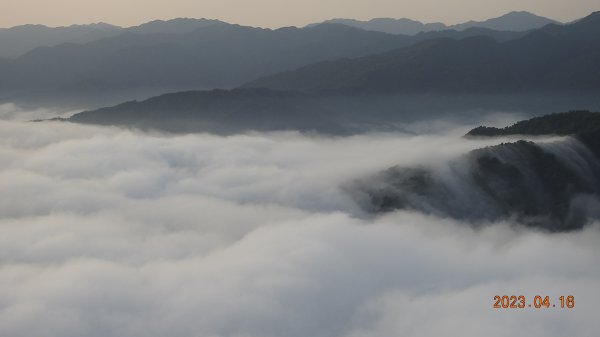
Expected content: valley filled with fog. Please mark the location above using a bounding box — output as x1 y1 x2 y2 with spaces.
1 105 598 337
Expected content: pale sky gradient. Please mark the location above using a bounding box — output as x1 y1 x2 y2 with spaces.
1 0 598 28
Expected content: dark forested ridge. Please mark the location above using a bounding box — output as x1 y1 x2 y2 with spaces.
352 112 600 231
67 88 347 134
466 111 600 137
65 89 600 135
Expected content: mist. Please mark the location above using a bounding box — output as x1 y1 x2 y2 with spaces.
352 134 600 229
0 106 598 337
0 103 79 121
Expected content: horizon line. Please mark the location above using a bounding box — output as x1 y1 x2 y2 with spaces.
0 9 570 30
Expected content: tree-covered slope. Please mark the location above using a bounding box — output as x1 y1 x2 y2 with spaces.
352 111 600 231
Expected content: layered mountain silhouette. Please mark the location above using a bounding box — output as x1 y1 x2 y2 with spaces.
246 12 600 93
0 11 555 60
0 23 420 107
352 111 600 231
126 18 227 34
309 18 446 35
0 23 120 58
450 11 559 31
52 11 600 134
411 27 525 43
0 12 564 108
311 11 559 35
0 18 227 59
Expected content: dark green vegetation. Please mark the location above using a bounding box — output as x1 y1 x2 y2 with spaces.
353 112 600 231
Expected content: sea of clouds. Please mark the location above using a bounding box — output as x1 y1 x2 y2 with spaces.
0 105 598 337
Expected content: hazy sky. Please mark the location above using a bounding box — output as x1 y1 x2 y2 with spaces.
1 0 598 28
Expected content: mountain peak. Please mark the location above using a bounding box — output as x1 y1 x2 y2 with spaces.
574 10 600 23
502 10 541 17
129 18 227 34
540 10 600 41
450 11 559 31
309 11 559 35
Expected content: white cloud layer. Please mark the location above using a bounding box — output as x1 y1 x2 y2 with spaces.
0 103 79 122
0 114 598 337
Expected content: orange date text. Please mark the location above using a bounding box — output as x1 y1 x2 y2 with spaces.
493 295 574 309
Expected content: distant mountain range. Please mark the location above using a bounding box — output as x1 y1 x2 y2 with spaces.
0 11 557 60
0 23 120 59
58 12 600 135
0 12 558 58
246 12 600 94
0 23 411 106
0 18 531 108
310 11 559 35
3 11 599 115
0 18 226 58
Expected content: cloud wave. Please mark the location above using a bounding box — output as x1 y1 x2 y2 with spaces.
0 117 598 337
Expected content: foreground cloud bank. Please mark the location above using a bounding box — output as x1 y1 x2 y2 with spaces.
0 116 598 337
